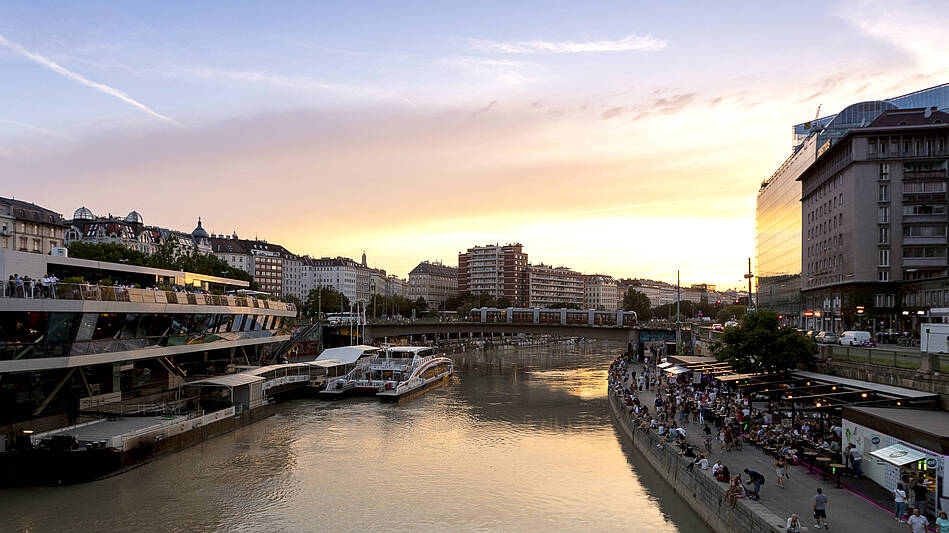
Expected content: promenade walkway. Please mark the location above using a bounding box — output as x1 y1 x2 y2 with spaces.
623 363 908 533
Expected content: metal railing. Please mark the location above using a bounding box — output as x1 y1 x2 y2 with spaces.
1 281 295 312
829 345 922 370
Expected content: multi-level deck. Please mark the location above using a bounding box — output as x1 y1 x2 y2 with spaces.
0 249 297 484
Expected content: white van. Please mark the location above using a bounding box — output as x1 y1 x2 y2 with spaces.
838 331 871 346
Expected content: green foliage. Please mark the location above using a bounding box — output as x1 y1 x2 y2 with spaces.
622 289 653 320
67 242 148 265
444 292 511 318
715 309 817 375
303 286 350 317
717 305 747 324
652 299 721 321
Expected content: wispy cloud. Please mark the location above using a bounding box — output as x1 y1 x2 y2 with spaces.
834 0 949 72
440 56 535 84
469 33 666 54
0 118 64 138
0 34 177 124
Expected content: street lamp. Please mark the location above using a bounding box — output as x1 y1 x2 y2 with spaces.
743 258 755 312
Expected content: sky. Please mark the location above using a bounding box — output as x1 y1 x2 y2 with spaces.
1 1 948 287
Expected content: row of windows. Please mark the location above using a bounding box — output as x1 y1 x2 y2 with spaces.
807 233 843 257
868 135 949 159
808 214 843 241
904 204 947 216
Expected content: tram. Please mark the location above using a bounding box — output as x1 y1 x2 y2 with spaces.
468 307 637 327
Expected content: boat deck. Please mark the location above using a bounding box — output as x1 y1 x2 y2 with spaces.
38 415 188 444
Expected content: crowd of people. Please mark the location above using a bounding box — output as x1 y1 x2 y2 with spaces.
4 273 59 298
609 349 948 532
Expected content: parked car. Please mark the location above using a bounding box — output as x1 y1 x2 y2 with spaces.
712 323 724 331
724 320 739 329
839 331 872 346
814 331 838 344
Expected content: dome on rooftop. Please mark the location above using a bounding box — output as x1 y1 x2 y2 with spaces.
191 217 209 239
124 210 143 224
73 206 94 220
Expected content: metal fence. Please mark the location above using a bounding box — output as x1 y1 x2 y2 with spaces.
828 345 926 370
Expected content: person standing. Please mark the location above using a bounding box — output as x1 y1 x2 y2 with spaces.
895 483 908 522
813 487 828 529
907 508 929 533
775 457 787 489
912 476 929 518
744 468 763 500
850 445 863 478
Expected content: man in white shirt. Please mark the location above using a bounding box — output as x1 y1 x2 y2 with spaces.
698 455 709 470
907 508 929 533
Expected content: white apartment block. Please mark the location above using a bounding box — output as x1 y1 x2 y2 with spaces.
528 264 584 308
583 274 619 310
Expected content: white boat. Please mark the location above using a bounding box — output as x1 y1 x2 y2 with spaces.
334 345 453 402
374 346 454 402
316 345 383 398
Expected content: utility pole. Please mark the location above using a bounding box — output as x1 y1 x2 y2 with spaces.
744 258 755 313
676 270 681 353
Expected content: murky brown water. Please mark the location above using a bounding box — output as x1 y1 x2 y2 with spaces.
0 342 706 532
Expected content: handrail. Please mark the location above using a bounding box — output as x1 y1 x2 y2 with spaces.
0 281 295 312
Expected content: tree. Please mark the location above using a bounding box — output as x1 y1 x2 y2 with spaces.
715 309 817 374
303 286 350 317
716 305 747 324
622 288 653 321
67 242 148 265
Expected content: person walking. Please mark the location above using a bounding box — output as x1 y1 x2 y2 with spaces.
775 457 788 488
911 476 929 518
936 511 949 533
907 508 929 533
894 483 908 522
850 445 863 478
813 488 828 529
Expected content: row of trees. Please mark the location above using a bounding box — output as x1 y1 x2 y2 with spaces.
299 287 430 319
67 241 258 290
621 287 747 324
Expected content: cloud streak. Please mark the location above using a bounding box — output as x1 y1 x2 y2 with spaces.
0 34 177 124
469 33 666 54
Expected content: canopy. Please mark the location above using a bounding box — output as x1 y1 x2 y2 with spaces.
870 443 930 466
315 345 380 364
656 362 673 369
665 366 690 375
184 374 264 388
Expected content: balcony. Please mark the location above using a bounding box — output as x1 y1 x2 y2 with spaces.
905 170 947 179
1 282 296 313
902 257 947 268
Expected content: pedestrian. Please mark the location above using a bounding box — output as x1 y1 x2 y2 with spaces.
786 513 806 533
850 444 863 477
895 483 908 522
813 487 828 529
907 508 929 533
744 468 764 500
912 476 929 517
936 510 949 533
775 457 787 489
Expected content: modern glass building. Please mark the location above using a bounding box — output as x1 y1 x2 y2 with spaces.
758 83 949 327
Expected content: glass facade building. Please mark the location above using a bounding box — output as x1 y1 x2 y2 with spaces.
760 83 949 326
756 135 818 327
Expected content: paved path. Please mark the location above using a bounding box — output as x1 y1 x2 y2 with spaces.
624 364 910 533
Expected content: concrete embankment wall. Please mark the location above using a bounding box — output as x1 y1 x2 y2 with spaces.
114 403 277 476
608 394 783 533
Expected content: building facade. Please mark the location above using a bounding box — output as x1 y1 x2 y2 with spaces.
528 264 583 308
0 197 66 255
457 243 529 307
583 274 619 310
408 260 458 307
800 108 949 333
302 256 362 304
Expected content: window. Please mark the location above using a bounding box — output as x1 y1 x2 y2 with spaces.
879 184 889 202
879 270 889 282
880 163 889 180
903 247 947 258
878 249 889 267
879 226 889 244
879 206 889 223
904 204 948 216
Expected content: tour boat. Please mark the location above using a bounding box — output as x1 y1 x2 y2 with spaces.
336 345 453 402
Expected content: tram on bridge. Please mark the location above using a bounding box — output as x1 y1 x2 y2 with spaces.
468 307 637 327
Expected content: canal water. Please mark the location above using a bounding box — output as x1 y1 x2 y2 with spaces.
0 342 706 532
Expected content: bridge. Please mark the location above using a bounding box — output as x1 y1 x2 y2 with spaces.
324 321 681 347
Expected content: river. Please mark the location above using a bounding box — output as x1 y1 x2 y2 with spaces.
0 342 706 532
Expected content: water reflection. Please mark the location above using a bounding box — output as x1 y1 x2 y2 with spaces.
0 342 705 533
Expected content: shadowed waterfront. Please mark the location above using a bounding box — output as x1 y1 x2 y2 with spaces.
0 342 705 532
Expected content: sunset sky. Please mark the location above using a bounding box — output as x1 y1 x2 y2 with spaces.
1 1 947 287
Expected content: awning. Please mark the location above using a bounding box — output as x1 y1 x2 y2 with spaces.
664 366 690 375
656 362 673 369
870 443 930 466
183 374 264 388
